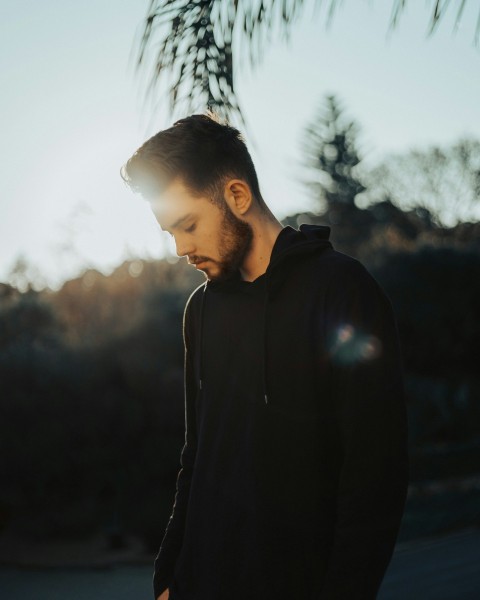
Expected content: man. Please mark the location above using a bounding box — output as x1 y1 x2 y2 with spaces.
120 112 409 600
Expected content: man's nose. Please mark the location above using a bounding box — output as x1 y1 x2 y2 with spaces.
175 236 194 258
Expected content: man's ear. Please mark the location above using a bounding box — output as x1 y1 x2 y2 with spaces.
224 179 253 216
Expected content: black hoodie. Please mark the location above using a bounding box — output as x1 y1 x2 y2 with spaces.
153 224 409 600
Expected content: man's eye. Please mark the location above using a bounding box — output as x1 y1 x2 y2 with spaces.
185 224 196 233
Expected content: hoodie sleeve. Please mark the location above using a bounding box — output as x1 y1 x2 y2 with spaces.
320 259 409 599
153 296 198 599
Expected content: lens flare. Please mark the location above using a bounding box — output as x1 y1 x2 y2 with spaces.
328 323 382 365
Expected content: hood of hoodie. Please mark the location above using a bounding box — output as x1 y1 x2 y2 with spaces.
196 223 333 403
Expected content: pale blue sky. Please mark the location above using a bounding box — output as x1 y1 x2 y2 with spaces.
1 1 479 289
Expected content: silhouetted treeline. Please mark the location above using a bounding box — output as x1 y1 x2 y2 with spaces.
1 207 479 548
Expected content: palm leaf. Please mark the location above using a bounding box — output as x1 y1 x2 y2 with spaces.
132 0 480 131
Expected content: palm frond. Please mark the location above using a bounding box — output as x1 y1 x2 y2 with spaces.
132 0 480 132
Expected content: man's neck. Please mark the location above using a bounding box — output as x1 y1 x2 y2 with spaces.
239 219 284 282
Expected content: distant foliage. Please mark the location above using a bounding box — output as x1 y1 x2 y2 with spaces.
1 218 479 543
361 137 480 227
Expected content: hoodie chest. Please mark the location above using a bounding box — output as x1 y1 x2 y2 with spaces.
200 289 267 405
197 272 331 420
264 281 331 417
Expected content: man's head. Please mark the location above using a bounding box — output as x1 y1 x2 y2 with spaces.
120 111 273 281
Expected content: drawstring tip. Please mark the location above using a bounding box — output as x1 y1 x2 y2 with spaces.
264 393 268 404
199 379 203 390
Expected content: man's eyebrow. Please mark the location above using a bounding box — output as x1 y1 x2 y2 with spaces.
163 213 195 232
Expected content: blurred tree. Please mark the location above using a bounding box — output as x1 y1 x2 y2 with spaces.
133 0 480 132
298 93 367 216
7 255 46 293
0 289 61 350
360 137 480 227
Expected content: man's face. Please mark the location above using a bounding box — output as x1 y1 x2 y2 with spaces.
149 176 254 282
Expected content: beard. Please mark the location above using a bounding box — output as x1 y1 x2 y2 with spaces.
208 201 254 282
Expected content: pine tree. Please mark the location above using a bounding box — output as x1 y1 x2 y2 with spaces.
300 94 366 217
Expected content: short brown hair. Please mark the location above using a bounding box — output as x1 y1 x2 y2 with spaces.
120 111 266 211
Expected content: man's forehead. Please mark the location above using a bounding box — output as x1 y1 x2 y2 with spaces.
149 193 199 231
149 177 184 209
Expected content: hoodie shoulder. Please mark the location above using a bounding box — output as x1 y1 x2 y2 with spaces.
316 247 365 270
317 249 393 313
